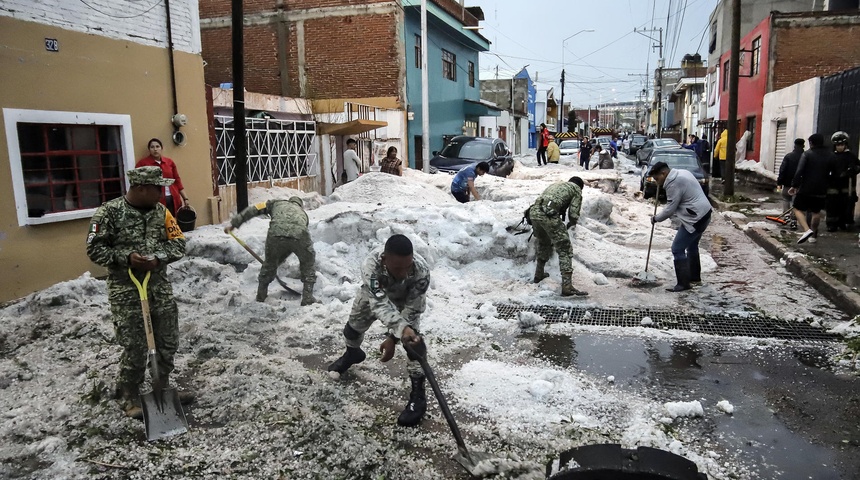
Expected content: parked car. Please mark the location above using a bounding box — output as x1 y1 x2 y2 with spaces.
640 149 710 199
429 136 514 177
627 134 648 155
635 138 681 166
558 139 581 156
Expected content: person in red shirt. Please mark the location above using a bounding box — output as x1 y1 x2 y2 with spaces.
536 123 550 166
135 138 189 216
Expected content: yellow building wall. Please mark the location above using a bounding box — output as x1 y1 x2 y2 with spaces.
0 17 213 303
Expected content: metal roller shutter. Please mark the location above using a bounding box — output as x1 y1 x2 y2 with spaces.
773 120 787 175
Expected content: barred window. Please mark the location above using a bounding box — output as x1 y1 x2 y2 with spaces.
4 109 132 226
442 49 456 81
751 36 761 76
414 34 421 69
468 61 475 87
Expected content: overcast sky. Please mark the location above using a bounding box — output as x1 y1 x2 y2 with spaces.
471 0 717 108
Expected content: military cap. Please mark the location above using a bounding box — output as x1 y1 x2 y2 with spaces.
128 166 174 186
289 196 303 207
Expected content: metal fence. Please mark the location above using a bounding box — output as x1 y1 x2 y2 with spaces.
817 67 860 150
214 116 317 186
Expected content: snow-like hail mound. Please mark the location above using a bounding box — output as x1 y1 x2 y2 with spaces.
0 158 811 480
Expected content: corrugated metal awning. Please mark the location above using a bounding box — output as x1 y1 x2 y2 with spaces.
317 119 387 136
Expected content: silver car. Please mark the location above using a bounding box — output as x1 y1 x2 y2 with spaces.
558 139 580 156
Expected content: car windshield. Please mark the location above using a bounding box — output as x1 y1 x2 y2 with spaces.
632 136 647 144
559 140 580 149
654 139 679 147
652 153 700 169
440 140 492 160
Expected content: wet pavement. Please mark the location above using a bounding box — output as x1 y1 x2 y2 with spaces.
522 331 860 479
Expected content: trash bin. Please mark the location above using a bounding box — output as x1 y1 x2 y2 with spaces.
176 205 197 232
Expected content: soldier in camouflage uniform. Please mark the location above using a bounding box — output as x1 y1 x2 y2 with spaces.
86 166 190 419
327 234 431 427
224 196 317 305
529 176 589 296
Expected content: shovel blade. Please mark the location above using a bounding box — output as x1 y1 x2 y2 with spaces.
455 449 507 477
632 271 657 284
141 388 188 441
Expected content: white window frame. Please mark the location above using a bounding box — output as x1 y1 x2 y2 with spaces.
3 109 135 226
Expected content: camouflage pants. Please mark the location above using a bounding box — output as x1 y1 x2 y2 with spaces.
111 287 179 387
260 232 316 289
530 205 573 276
343 290 423 378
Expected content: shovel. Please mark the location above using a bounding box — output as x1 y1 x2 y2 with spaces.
228 231 301 296
632 184 660 286
128 269 188 441
403 340 501 477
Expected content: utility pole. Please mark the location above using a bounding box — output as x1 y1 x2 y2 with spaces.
634 27 663 137
232 0 247 210
724 0 740 197
559 69 566 131
420 0 430 172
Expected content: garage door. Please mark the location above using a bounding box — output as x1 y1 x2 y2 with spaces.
772 120 787 175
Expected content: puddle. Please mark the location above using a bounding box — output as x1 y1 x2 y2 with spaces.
522 332 852 479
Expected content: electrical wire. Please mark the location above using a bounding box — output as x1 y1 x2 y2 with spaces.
78 0 163 20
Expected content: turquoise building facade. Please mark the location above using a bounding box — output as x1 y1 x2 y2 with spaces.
402 1 497 169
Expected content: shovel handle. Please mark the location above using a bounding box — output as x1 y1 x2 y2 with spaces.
229 231 301 296
403 342 472 461
644 183 660 272
129 269 160 385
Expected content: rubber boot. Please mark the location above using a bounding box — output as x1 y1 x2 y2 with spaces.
533 260 549 283
256 284 267 302
667 259 692 292
561 274 589 297
157 374 196 405
688 252 702 284
327 346 367 374
117 383 143 420
397 375 427 427
300 282 318 306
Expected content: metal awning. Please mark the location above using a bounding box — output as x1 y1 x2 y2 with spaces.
317 119 387 136
464 99 503 117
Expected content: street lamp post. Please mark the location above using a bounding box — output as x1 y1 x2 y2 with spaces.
559 29 594 133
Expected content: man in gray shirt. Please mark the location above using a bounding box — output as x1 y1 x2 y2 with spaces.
649 161 713 292
344 138 362 183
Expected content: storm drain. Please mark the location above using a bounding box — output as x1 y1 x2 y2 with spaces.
494 303 842 343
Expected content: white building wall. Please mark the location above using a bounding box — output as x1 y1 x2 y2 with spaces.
478 116 496 138
0 0 201 53
760 77 820 173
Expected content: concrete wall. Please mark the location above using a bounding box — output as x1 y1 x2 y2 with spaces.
760 77 820 173
0 15 211 303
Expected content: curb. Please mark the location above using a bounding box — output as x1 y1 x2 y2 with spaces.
709 194 860 318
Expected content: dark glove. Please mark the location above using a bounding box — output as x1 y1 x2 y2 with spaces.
402 335 426 361
651 216 657 225
379 334 396 363
566 220 577 230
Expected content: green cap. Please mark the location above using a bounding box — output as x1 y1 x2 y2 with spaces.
127 166 174 186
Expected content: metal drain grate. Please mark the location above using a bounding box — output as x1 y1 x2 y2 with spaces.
494 303 842 343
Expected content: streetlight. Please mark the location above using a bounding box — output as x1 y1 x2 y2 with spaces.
559 29 594 132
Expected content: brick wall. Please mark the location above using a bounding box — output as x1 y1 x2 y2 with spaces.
771 13 860 91
199 0 400 99
0 0 201 53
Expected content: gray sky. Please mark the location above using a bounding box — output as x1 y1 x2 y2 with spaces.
471 0 717 108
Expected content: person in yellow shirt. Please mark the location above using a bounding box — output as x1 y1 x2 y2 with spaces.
546 136 561 163
713 129 728 178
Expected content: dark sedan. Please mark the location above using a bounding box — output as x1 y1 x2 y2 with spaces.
635 138 681 166
429 136 514 177
640 149 710 199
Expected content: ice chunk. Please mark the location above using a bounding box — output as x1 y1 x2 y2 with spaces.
593 273 609 285
640 316 653 326
606 375 615 383
716 400 734 414
518 311 545 328
664 400 704 419
528 379 553 398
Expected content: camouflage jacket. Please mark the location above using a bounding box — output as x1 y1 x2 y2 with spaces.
533 182 582 225
87 197 186 294
361 246 430 339
231 199 309 238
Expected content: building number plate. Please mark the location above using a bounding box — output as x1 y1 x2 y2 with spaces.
45 38 59 52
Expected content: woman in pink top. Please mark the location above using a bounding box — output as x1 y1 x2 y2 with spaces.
135 138 189 216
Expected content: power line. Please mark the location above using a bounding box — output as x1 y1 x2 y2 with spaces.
78 0 163 19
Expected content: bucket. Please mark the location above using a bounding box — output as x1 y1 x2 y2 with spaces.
176 205 197 232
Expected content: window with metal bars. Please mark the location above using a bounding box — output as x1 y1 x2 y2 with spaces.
751 36 761 76
442 49 456 81
468 61 475 87
414 34 421 69
16 123 124 219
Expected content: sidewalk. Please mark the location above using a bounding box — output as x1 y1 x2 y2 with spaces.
709 180 860 318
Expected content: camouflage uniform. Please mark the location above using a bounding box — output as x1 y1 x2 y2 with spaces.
86 169 186 391
529 182 584 294
343 247 430 377
230 197 316 303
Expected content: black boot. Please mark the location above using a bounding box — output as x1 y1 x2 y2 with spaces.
667 259 692 292
688 252 702 284
397 375 427 427
327 346 366 374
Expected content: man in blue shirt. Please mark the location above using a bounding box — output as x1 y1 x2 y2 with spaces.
450 161 490 203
